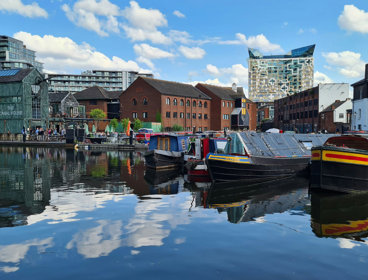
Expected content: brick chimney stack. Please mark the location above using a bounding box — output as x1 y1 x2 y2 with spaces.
365 63 368 80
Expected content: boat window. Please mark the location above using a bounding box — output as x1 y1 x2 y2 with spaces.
215 141 227 153
301 141 313 150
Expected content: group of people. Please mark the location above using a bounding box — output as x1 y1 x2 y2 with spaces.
21 127 66 142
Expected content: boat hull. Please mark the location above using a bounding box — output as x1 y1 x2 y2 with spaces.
310 147 368 193
144 149 184 170
206 153 310 183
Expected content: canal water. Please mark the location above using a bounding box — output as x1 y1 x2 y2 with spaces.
0 147 368 280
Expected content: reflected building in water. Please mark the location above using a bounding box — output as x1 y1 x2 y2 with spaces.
0 147 51 227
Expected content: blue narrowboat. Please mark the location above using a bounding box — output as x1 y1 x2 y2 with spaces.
144 134 190 170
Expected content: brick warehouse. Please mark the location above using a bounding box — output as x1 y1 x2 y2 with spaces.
121 77 211 132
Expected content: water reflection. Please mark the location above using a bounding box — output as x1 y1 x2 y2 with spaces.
311 190 368 242
188 177 310 224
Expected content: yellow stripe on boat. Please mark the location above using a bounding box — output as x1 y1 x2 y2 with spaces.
208 154 250 163
322 150 368 166
311 150 321 161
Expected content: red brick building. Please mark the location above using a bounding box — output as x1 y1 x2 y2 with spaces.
121 77 211 132
74 86 122 130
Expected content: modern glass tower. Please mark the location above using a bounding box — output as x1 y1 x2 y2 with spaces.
248 45 315 102
0 35 43 73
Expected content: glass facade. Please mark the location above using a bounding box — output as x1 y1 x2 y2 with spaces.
248 45 315 102
0 35 43 72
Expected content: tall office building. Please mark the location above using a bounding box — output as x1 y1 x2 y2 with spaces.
248 45 315 102
0 35 43 72
46 70 153 93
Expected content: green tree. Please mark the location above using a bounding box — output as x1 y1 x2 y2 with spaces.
121 118 130 131
110 118 118 130
115 122 124 133
89 109 106 131
172 124 184 131
134 118 142 131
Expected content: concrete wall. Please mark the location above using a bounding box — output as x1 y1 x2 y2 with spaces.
333 99 352 123
352 98 368 131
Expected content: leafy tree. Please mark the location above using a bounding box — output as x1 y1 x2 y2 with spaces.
115 122 124 133
89 109 106 131
134 118 143 131
172 124 184 131
121 118 130 131
110 118 118 130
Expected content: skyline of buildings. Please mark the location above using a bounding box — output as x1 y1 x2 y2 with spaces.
248 45 315 102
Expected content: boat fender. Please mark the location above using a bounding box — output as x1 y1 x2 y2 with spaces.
74 144 79 150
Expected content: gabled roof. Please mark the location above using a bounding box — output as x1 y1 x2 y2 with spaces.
196 83 238 101
140 77 211 100
0 68 34 83
74 86 122 100
322 100 345 112
351 78 367 87
49 92 69 103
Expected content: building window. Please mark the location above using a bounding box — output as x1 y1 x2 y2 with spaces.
132 112 138 118
132 98 137 105
166 112 171 118
180 112 184 118
173 112 178 118
192 113 196 119
143 112 148 119
186 100 190 107
186 113 190 119
359 109 362 120
204 102 208 108
339 113 344 118
173 98 177 106
186 127 190 131
166 98 170 105
90 100 97 105
198 113 202 119
180 99 184 106
204 127 208 131
199 101 202 107
143 98 148 105
32 97 41 119
227 102 229 107
193 100 196 107
222 101 225 107
231 103 233 108
204 114 208 119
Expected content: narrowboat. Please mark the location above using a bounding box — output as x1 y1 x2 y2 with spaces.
184 136 227 182
311 190 368 240
310 135 368 193
206 131 333 183
144 133 190 170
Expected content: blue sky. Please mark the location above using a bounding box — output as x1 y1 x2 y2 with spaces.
1 0 368 96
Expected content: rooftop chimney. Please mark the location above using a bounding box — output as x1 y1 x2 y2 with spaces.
366 64 368 80
232 83 237 92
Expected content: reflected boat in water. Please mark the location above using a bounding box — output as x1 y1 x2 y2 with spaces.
190 176 309 223
311 190 368 240
144 169 185 195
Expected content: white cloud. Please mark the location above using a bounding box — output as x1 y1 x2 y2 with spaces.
121 1 171 44
134 43 175 69
323 51 365 78
206 64 220 75
206 63 248 85
178 46 205 59
0 0 48 18
298 28 317 35
220 33 282 53
62 0 121 36
314 71 333 85
338 5 368 34
13 32 144 73
169 30 192 44
173 10 185 18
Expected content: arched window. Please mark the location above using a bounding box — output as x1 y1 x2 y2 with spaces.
132 98 137 105
186 100 190 107
180 99 184 106
222 101 225 107
199 101 202 107
204 101 208 108
143 97 148 105
193 100 196 107
173 98 177 106
166 97 170 105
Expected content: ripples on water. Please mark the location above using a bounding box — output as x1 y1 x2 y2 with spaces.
0 147 367 280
